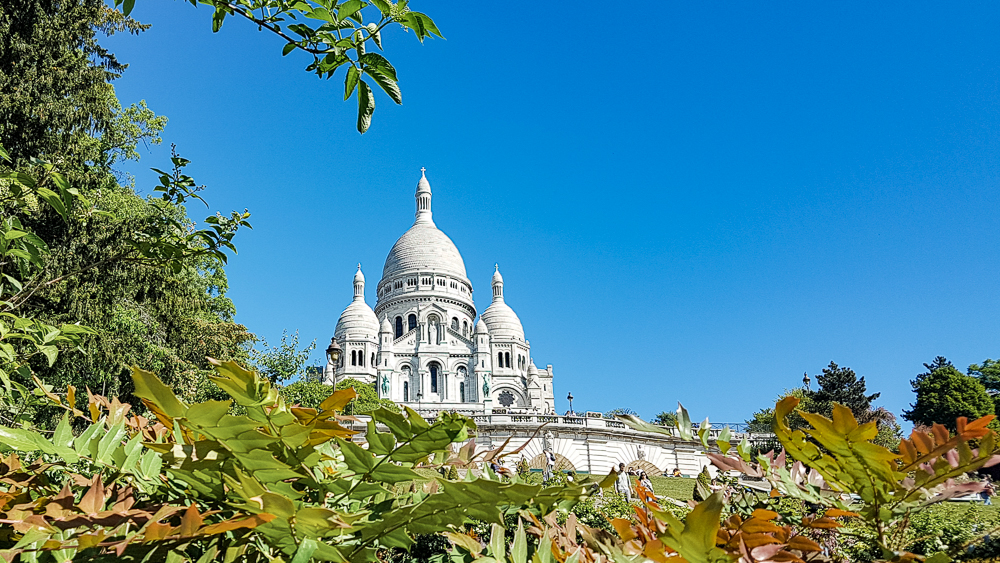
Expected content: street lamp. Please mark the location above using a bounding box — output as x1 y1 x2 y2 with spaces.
567 392 574 416
802 371 811 391
326 338 342 387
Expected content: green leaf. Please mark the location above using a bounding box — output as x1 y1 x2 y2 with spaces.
0 144 9 162
511 520 527 563
345 65 360 100
370 463 421 483
35 187 68 222
212 5 227 32
363 67 401 104
676 403 693 441
122 0 135 16
490 523 506 563
337 437 375 472
336 0 364 21
356 79 375 133
282 43 296 56
131 366 188 419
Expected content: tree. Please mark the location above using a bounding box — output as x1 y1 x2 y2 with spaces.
280 376 397 414
1 0 253 422
249 330 315 384
605 407 636 419
653 410 677 427
903 360 994 431
806 361 880 420
968 358 1000 416
746 387 814 433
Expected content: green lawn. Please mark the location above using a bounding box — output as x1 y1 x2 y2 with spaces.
648 476 694 501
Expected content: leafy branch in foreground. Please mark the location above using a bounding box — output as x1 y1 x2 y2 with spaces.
0 359 586 561
114 0 443 133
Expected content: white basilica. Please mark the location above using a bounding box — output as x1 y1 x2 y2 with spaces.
327 170 556 415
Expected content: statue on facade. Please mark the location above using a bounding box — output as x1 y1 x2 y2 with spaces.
543 431 554 452
482 373 490 398
381 374 390 397
636 444 645 461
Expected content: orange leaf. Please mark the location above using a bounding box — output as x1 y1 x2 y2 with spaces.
787 535 822 552
742 533 782 549
78 475 106 514
143 521 174 541
178 504 203 537
750 509 779 521
966 415 996 432
319 388 358 413
824 508 859 518
804 517 840 529
200 513 275 535
911 431 932 454
613 518 637 542
741 518 784 534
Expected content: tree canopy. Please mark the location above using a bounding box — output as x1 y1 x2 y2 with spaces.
806 361 880 421
903 358 994 431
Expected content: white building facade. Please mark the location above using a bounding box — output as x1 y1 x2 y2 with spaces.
329 171 556 415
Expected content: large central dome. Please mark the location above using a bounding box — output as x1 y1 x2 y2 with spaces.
382 223 468 279
380 169 469 282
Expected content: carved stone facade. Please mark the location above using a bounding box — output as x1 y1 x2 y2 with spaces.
329 171 556 415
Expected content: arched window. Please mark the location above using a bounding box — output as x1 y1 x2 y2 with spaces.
371 353 375 367
460 382 466 402
403 381 409 402
408 314 417 331
505 352 511 368
430 363 439 393
462 321 468 336
395 316 403 338
358 351 364 367
497 352 503 366
451 317 459 331
351 350 357 366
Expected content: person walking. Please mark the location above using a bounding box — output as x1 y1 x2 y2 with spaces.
638 471 654 494
543 449 556 482
984 476 994 505
614 462 633 500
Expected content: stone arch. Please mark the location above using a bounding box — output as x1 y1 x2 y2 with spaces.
625 460 661 477
528 453 576 472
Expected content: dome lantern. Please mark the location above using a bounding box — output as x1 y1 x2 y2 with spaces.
415 167 433 225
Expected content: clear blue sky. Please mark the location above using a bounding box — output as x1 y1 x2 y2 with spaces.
104 1 1000 425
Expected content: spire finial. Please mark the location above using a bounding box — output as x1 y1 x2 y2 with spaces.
357 263 362 271
495 263 499 272
421 167 426 173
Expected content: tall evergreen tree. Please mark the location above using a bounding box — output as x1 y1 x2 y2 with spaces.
1 0 253 416
806 361 880 420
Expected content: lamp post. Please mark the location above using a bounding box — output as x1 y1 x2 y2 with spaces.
802 371 811 391
326 338 342 388
567 392 574 416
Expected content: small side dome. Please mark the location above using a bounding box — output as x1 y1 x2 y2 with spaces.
335 267 379 341
380 316 393 333
474 318 489 334
492 264 503 285
335 302 379 341
527 361 538 376
481 301 525 341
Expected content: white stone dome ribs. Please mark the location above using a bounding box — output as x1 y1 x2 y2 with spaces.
381 224 469 281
